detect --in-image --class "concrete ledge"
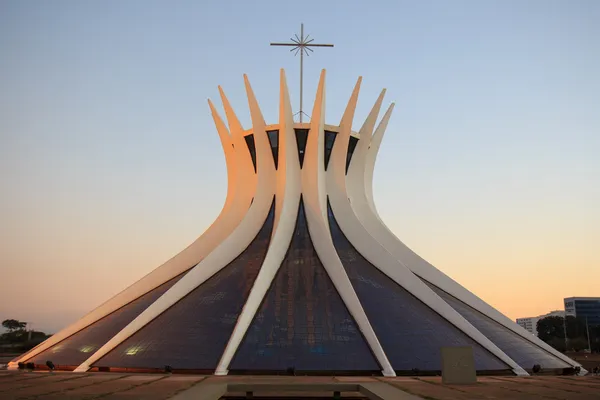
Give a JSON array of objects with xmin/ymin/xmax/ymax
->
[
  {"xmin": 227, "ymin": 383, "xmax": 360, "ymax": 392},
  {"xmin": 171, "ymin": 381, "xmax": 420, "ymax": 399}
]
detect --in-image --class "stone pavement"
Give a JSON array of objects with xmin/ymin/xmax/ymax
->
[
  {"xmin": 0, "ymin": 373, "xmax": 203, "ymax": 400},
  {"xmin": 383, "ymin": 375, "xmax": 600, "ymax": 400},
  {"xmin": 0, "ymin": 371, "xmax": 599, "ymax": 399}
]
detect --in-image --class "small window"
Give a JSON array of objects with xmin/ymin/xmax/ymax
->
[
  {"xmin": 244, "ymin": 135, "xmax": 257, "ymax": 173},
  {"xmin": 266, "ymin": 130, "xmax": 279, "ymax": 169},
  {"xmin": 324, "ymin": 130, "xmax": 337, "ymax": 170},
  {"xmin": 295, "ymin": 129, "xmax": 309, "ymax": 168},
  {"xmin": 346, "ymin": 136, "xmax": 359, "ymax": 174}
]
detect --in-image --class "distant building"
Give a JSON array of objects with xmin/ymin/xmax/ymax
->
[
  {"xmin": 564, "ymin": 297, "xmax": 600, "ymax": 327},
  {"xmin": 516, "ymin": 317, "xmax": 536, "ymax": 335},
  {"xmin": 517, "ymin": 310, "xmax": 565, "ymax": 336}
]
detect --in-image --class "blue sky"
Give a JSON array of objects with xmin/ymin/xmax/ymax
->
[{"xmin": 0, "ymin": 0, "xmax": 598, "ymax": 333}]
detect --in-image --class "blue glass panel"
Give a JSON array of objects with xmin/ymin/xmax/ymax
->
[
  {"xmin": 327, "ymin": 202, "xmax": 508, "ymax": 372},
  {"xmin": 230, "ymin": 199, "xmax": 380, "ymax": 372},
  {"xmin": 25, "ymin": 272, "xmax": 187, "ymax": 367},
  {"xmin": 427, "ymin": 284, "xmax": 571, "ymax": 370},
  {"xmin": 572, "ymin": 300, "xmax": 600, "ymax": 326},
  {"xmin": 94, "ymin": 200, "xmax": 276, "ymax": 370}
]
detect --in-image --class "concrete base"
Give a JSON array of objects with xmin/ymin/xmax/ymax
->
[{"xmin": 171, "ymin": 381, "xmax": 417, "ymax": 400}]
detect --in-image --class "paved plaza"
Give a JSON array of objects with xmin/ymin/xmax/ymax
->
[{"xmin": 0, "ymin": 371, "xmax": 599, "ymax": 399}]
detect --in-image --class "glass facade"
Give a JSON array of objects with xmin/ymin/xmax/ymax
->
[
  {"xmin": 25, "ymin": 273, "xmax": 188, "ymax": 368},
  {"xmin": 565, "ymin": 298, "xmax": 600, "ymax": 327},
  {"xmin": 327, "ymin": 203, "xmax": 508, "ymax": 372},
  {"xmin": 230, "ymin": 199, "xmax": 380, "ymax": 373},
  {"xmin": 429, "ymin": 284, "xmax": 571, "ymax": 370},
  {"xmin": 94, "ymin": 200, "xmax": 276, "ymax": 370}
]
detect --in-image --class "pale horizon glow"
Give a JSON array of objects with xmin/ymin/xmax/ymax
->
[{"xmin": 0, "ymin": 0, "xmax": 598, "ymax": 334}]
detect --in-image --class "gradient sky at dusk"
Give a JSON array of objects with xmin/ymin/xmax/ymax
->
[{"xmin": 1, "ymin": 0, "xmax": 598, "ymax": 334}]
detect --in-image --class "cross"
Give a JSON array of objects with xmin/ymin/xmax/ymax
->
[{"xmin": 271, "ymin": 23, "xmax": 334, "ymax": 123}]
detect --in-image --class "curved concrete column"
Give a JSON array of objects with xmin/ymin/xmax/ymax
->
[
  {"xmin": 300, "ymin": 70, "xmax": 395, "ymax": 377},
  {"xmin": 334, "ymin": 89, "xmax": 526, "ymax": 375},
  {"xmin": 215, "ymin": 69, "xmax": 302, "ymax": 374},
  {"xmin": 349, "ymin": 97, "xmax": 578, "ymax": 372}
]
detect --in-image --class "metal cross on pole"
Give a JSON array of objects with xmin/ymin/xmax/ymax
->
[{"xmin": 270, "ymin": 23, "xmax": 334, "ymax": 123}]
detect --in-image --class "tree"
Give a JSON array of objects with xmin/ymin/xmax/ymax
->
[
  {"xmin": 568, "ymin": 337, "xmax": 589, "ymax": 352},
  {"xmin": 565, "ymin": 316, "xmax": 588, "ymax": 340},
  {"xmin": 1, "ymin": 319, "xmax": 27, "ymax": 332},
  {"xmin": 537, "ymin": 316, "xmax": 565, "ymax": 342},
  {"xmin": 545, "ymin": 336, "xmax": 566, "ymax": 352},
  {"xmin": 0, "ymin": 320, "xmax": 50, "ymax": 352},
  {"xmin": 537, "ymin": 315, "xmax": 595, "ymax": 352}
]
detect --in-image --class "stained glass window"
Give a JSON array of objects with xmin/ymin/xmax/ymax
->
[
  {"xmin": 94, "ymin": 200, "xmax": 276, "ymax": 370},
  {"xmin": 230, "ymin": 198, "xmax": 380, "ymax": 373},
  {"xmin": 328, "ymin": 202, "xmax": 509, "ymax": 372},
  {"xmin": 427, "ymin": 284, "xmax": 571, "ymax": 370},
  {"xmin": 26, "ymin": 273, "xmax": 188, "ymax": 368}
]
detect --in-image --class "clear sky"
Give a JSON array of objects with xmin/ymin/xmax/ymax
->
[{"xmin": 0, "ymin": 0, "xmax": 598, "ymax": 334}]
